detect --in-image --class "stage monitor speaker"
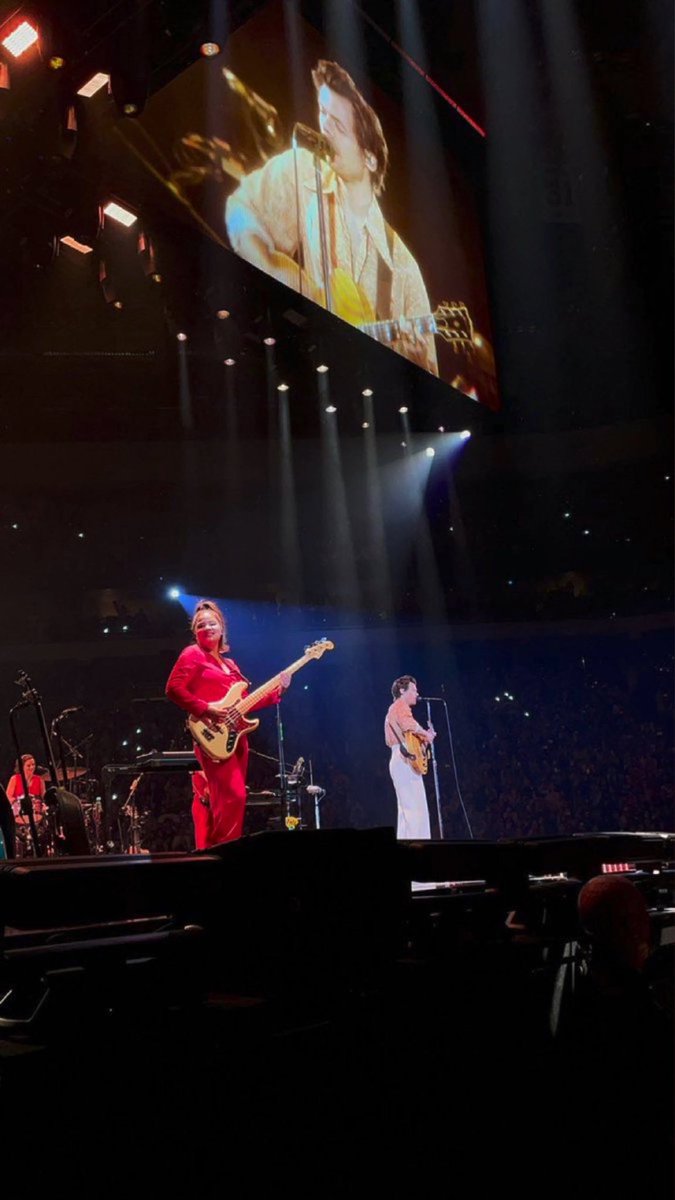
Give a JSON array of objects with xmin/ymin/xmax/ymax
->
[{"xmin": 203, "ymin": 827, "xmax": 404, "ymax": 998}]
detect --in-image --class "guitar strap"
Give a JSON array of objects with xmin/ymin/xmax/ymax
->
[
  {"xmin": 376, "ymin": 221, "xmax": 396, "ymax": 321},
  {"xmin": 388, "ymin": 722, "xmax": 414, "ymax": 760}
]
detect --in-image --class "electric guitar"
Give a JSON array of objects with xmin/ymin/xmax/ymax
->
[
  {"xmin": 187, "ymin": 639, "xmax": 334, "ymax": 763},
  {"xmin": 328, "ymin": 270, "xmax": 475, "ymax": 353},
  {"xmin": 269, "ymin": 257, "xmax": 476, "ymax": 353},
  {"xmin": 402, "ymin": 730, "xmax": 431, "ymax": 776}
]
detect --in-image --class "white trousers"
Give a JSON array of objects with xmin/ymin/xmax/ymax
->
[{"xmin": 389, "ymin": 746, "xmax": 431, "ymax": 840}]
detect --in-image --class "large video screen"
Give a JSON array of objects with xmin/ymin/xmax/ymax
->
[{"xmin": 121, "ymin": 1, "xmax": 498, "ymax": 407}]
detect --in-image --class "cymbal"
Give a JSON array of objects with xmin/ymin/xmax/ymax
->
[{"xmin": 55, "ymin": 766, "xmax": 88, "ymax": 781}]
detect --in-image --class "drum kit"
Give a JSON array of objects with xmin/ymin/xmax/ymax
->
[
  {"xmin": 7, "ymin": 672, "xmax": 104, "ymax": 859},
  {"xmin": 10, "ymin": 765, "xmax": 103, "ymax": 858}
]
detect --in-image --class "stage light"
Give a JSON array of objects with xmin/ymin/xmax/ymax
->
[
  {"xmin": 425, "ymin": 447, "xmax": 435, "ymax": 458},
  {"xmin": 77, "ymin": 532, "xmax": 85, "ymax": 539},
  {"xmin": 362, "ymin": 421, "xmax": 370, "ymax": 429},
  {"xmin": 264, "ymin": 336, "xmax": 276, "ymax": 346},
  {"xmin": 224, "ymin": 357, "xmax": 235, "ymax": 366},
  {"xmin": 362, "ymin": 388, "xmax": 373, "ymax": 397},
  {"xmin": 78, "ymin": 72, "xmax": 110, "ymax": 97},
  {"xmin": 122, "ymin": 102, "xmax": 139, "ymax": 116},
  {"xmin": 103, "ymin": 627, "xmax": 110, "ymax": 635},
  {"xmin": 11, "ymin": 523, "xmax": 18, "ymax": 530},
  {"xmin": 325, "ymin": 404, "xmax": 336, "ymax": 413},
  {"xmin": 438, "ymin": 425, "xmax": 445, "ymax": 432},
  {"xmin": 122, "ymin": 625, "xmax": 129, "ymax": 632},
  {"xmin": 113, "ymin": 300, "xmax": 124, "ymax": 310},
  {"xmin": 49, "ymin": 56, "xmax": 65, "ymax": 71},
  {"xmin": 177, "ymin": 332, "xmax": 187, "ymax": 342},
  {"xmin": 277, "ymin": 382, "xmax": 289, "ymax": 392},
  {"xmin": 168, "ymin": 587, "xmax": 181, "ymax": 600},
  {"xmin": 563, "ymin": 511, "xmax": 571, "ymax": 518},
  {"xmin": 459, "ymin": 429, "xmax": 471, "ymax": 440},
  {"xmin": 400, "ymin": 441, "xmax": 406, "ymax": 448},
  {"xmin": 151, "ymin": 272, "xmax": 162, "ymax": 283},
  {"xmin": 2, "ymin": 21, "xmax": 38, "ymax": 58},
  {"xmin": 216, "ymin": 309, "xmax": 230, "ymax": 319},
  {"xmin": 316, "ymin": 364, "xmax": 329, "ymax": 373},
  {"xmin": 398, "ymin": 405, "xmax": 408, "ymax": 414},
  {"xmin": 60, "ymin": 236, "xmax": 93, "ymax": 254},
  {"xmin": 103, "ymin": 201, "xmax": 137, "ymax": 227},
  {"xmin": 136, "ymin": 728, "xmax": 142, "ymax": 735},
  {"xmin": 200, "ymin": 42, "xmax": 221, "ymax": 57},
  {"xmin": 583, "ymin": 529, "xmax": 590, "ymax": 536}
]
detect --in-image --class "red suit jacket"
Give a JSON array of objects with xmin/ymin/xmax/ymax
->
[{"xmin": 165, "ymin": 644, "xmax": 281, "ymax": 717}]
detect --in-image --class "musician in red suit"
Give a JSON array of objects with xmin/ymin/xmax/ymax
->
[
  {"xmin": 5, "ymin": 753, "xmax": 46, "ymax": 827},
  {"xmin": 166, "ymin": 599, "xmax": 291, "ymax": 849}
]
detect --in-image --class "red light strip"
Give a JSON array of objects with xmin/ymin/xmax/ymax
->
[{"xmin": 356, "ymin": 4, "xmax": 486, "ymax": 139}]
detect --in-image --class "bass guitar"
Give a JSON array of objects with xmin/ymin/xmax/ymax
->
[{"xmin": 187, "ymin": 639, "xmax": 334, "ymax": 762}]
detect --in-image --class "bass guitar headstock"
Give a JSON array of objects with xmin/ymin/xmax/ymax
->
[{"xmin": 304, "ymin": 638, "xmax": 335, "ymax": 660}]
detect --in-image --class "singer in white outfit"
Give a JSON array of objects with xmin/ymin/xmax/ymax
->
[{"xmin": 384, "ymin": 676, "xmax": 436, "ymax": 839}]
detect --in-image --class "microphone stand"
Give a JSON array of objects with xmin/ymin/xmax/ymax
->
[
  {"xmin": 275, "ymin": 701, "xmax": 290, "ymax": 830},
  {"xmin": 291, "ymin": 124, "xmax": 333, "ymax": 312},
  {"xmin": 423, "ymin": 697, "xmax": 474, "ymax": 840},
  {"xmin": 424, "ymin": 699, "xmax": 445, "ymax": 840},
  {"xmin": 51, "ymin": 714, "xmax": 71, "ymax": 793},
  {"xmin": 306, "ymin": 759, "xmax": 325, "ymax": 830}
]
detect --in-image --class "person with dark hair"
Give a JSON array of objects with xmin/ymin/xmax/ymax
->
[
  {"xmin": 385, "ymin": 676, "xmax": 436, "ymax": 839},
  {"xmin": 5, "ymin": 753, "xmax": 46, "ymax": 830},
  {"xmin": 553, "ymin": 875, "xmax": 673, "ymax": 1194},
  {"xmin": 166, "ymin": 600, "xmax": 291, "ymax": 848},
  {"xmin": 226, "ymin": 59, "xmax": 438, "ymax": 375}
]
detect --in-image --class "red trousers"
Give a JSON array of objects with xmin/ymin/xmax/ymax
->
[{"xmin": 192, "ymin": 742, "xmax": 249, "ymax": 850}]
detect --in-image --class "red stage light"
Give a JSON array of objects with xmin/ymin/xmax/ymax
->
[
  {"xmin": 60, "ymin": 236, "xmax": 93, "ymax": 255},
  {"xmin": 2, "ymin": 21, "xmax": 39, "ymax": 59}
]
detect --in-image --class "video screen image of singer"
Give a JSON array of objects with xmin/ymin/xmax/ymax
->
[{"xmin": 118, "ymin": 0, "xmax": 499, "ymax": 408}]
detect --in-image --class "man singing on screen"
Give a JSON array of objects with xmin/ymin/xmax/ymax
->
[{"xmin": 225, "ymin": 59, "xmax": 438, "ymax": 376}]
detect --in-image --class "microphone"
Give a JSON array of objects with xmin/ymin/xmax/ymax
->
[
  {"xmin": 306, "ymin": 785, "xmax": 324, "ymax": 796},
  {"xmin": 419, "ymin": 696, "xmax": 446, "ymax": 702},
  {"xmin": 51, "ymin": 706, "xmax": 83, "ymax": 729},
  {"xmin": 292, "ymin": 122, "xmax": 333, "ymax": 161}
]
